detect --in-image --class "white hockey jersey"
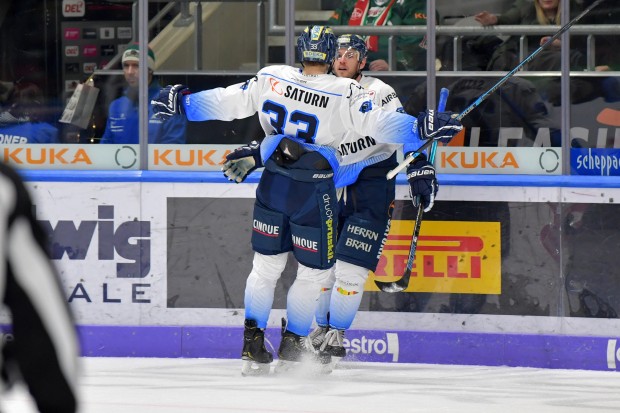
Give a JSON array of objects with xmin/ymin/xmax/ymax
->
[
  {"xmin": 183, "ymin": 65, "xmax": 422, "ymax": 152},
  {"xmin": 338, "ymin": 74, "xmax": 403, "ymax": 167}
]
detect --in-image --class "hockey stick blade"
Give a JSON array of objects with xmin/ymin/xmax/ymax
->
[
  {"xmin": 374, "ymin": 201, "xmax": 424, "ymax": 292},
  {"xmin": 375, "ymin": 88, "xmax": 449, "ymax": 293},
  {"xmin": 386, "ymin": 0, "xmax": 606, "ymax": 179}
]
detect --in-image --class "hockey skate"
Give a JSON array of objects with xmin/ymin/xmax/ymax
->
[
  {"xmin": 308, "ymin": 325, "xmax": 328, "ymax": 351},
  {"xmin": 274, "ymin": 318, "xmax": 330, "ymax": 374},
  {"xmin": 241, "ymin": 319, "xmax": 273, "ymax": 376},
  {"xmin": 318, "ymin": 328, "xmax": 346, "ymax": 374}
]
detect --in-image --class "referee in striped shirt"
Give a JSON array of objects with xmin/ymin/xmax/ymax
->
[{"xmin": 0, "ymin": 162, "xmax": 79, "ymax": 412}]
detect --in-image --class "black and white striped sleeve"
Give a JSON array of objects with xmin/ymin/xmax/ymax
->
[{"xmin": 0, "ymin": 162, "xmax": 79, "ymax": 413}]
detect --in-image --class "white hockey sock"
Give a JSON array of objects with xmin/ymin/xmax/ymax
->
[
  {"xmin": 285, "ymin": 264, "xmax": 331, "ymax": 336},
  {"xmin": 244, "ymin": 252, "xmax": 287, "ymax": 328},
  {"xmin": 328, "ymin": 261, "xmax": 368, "ymax": 330},
  {"xmin": 315, "ymin": 268, "xmax": 335, "ymax": 326}
]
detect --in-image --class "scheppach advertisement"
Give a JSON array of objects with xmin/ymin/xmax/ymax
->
[{"xmin": 20, "ymin": 180, "xmax": 620, "ymax": 332}]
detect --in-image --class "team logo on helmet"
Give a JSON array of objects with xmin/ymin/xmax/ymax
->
[{"xmin": 310, "ymin": 25, "xmax": 323, "ymax": 41}]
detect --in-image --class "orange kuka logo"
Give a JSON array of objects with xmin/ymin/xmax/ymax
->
[{"xmin": 3, "ymin": 147, "xmax": 92, "ymax": 165}]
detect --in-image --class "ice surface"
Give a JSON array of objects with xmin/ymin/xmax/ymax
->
[{"xmin": 3, "ymin": 357, "xmax": 620, "ymax": 413}]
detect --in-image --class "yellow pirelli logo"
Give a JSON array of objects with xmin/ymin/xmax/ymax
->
[{"xmin": 368, "ymin": 220, "xmax": 501, "ymax": 294}]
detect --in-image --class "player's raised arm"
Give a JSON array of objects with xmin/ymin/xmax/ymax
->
[
  {"xmin": 340, "ymin": 84, "xmax": 462, "ymax": 146},
  {"xmin": 151, "ymin": 75, "xmax": 262, "ymax": 122}
]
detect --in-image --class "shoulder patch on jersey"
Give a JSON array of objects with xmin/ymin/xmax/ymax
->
[
  {"xmin": 240, "ymin": 76, "xmax": 257, "ymax": 90},
  {"xmin": 359, "ymin": 100, "xmax": 373, "ymax": 113}
]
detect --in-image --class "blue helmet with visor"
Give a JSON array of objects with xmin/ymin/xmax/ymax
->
[
  {"xmin": 297, "ymin": 25, "xmax": 337, "ymax": 65},
  {"xmin": 336, "ymin": 34, "xmax": 368, "ymax": 62}
]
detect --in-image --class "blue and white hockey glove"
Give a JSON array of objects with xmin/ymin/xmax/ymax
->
[
  {"xmin": 222, "ymin": 140, "xmax": 263, "ymax": 183},
  {"xmin": 151, "ymin": 84, "xmax": 190, "ymax": 119},
  {"xmin": 406, "ymin": 153, "xmax": 438, "ymax": 212},
  {"xmin": 416, "ymin": 110, "xmax": 462, "ymax": 143}
]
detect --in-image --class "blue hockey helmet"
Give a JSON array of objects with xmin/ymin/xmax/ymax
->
[
  {"xmin": 336, "ymin": 34, "xmax": 368, "ymax": 62},
  {"xmin": 297, "ymin": 25, "xmax": 337, "ymax": 65}
]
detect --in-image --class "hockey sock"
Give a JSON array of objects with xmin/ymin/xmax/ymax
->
[
  {"xmin": 328, "ymin": 261, "xmax": 368, "ymax": 330},
  {"xmin": 315, "ymin": 268, "xmax": 335, "ymax": 326},
  {"xmin": 285, "ymin": 264, "xmax": 331, "ymax": 336},
  {"xmin": 244, "ymin": 252, "xmax": 287, "ymax": 328}
]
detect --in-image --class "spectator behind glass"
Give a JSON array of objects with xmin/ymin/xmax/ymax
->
[
  {"xmin": 474, "ymin": 0, "xmax": 601, "ymax": 105},
  {"xmin": 326, "ymin": 0, "xmax": 438, "ymax": 71},
  {"xmin": 405, "ymin": 74, "xmax": 560, "ymax": 146},
  {"xmin": 581, "ymin": 0, "xmax": 620, "ymax": 102},
  {"xmin": 0, "ymin": 82, "xmax": 59, "ymax": 143},
  {"xmin": 474, "ymin": 0, "xmax": 586, "ymax": 71},
  {"xmin": 584, "ymin": 1, "xmax": 620, "ymax": 72},
  {"xmin": 100, "ymin": 44, "xmax": 187, "ymax": 144}
]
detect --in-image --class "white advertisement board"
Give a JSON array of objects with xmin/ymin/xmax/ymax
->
[{"xmin": 1, "ymin": 177, "xmax": 614, "ymax": 340}]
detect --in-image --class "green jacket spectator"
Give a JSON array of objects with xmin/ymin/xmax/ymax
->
[{"xmin": 327, "ymin": 0, "xmax": 435, "ymax": 71}]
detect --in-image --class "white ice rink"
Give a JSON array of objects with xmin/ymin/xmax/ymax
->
[{"xmin": 3, "ymin": 357, "xmax": 620, "ymax": 413}]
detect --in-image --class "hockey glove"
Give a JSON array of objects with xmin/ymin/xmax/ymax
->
[
  {"xmin": 222, "ymin": 140, "xmax": 263, "ymax": 183},
  {"xmin": 416, "ymin": 110, "xmax": 462, "ymax": 143},
  {"xmin": 406, "ymin": 153, "xmax": 438, "ymax": 212},
  {"xmin": 151, "ymin": 84, "xmax": 190, "ymax": 119}
]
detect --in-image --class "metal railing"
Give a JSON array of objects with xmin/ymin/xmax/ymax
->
[
  {"xmin": 269, "ymin": 22, "xmax": 620, "ymax": 72},
  {"xmin": 100, "ymin": 1, "xmax": 620, "ymax": 74},
  {"xmin": 267, "ymin": 0, "xmax": 619, "ymax": 72}
]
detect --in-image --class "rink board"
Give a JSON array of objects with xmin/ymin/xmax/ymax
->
[
  {"xmin": 76, "ymin": 325, "xmax": 620, "ymax": 371},
  {"xmin": 2, "ymin": 170, "xmax": 620, "ymax": 372}
]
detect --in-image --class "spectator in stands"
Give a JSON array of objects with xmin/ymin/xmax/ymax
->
[
  {"xmin": 326, "ymin": 0, "xmax": 439, "ymax": 71},
  {"xmin": 474, "ymin": 0, "xmax": 586, "ymax": 71},
  {"xmin": 582, "ymin": 0, "xmax": 620, "ymax": 102},
  {"xmin": 0, "ymin": 160, "xmax": 79, "ymax": 413},
  {"xmin": 474, "ymin": 0, "xmax": 599, "ymax": 105},
  {"xmin": 405, "ymin": 76, "xmax": 560, "ymax": 146},
  {"xmin": 0, "ymin": 82, "xmax": 59, "ymax": 143},
  {"xmin": 100, "ymin": 44, "xmax": 187, "ymax": 144}
]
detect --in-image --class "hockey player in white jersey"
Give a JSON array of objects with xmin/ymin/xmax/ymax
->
[
  {"xmin": 152, "ymin": 25, "xmax": 462, "ymax": 375},
  {"xmin": 306, "ymin": 34, "xmax": 433, "ymax": 368}
]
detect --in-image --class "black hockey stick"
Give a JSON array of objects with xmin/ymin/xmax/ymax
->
[
  {"xmin": 375, "ymin": 88, "xmax": 449, "ymax": 293},
  {"xmin": 386, "ymin": 0, "xmax": 606, "ymax": 179}
]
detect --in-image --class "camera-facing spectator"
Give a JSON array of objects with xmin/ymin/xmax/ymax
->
[{"xmin": 100, "ymin": 44, "xmax": 187, "ymax": 144}]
